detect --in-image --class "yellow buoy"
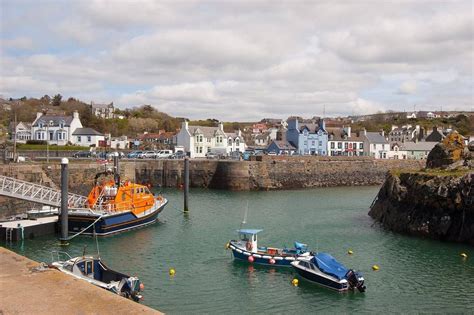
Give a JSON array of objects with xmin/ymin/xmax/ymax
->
[
  {"xmin": 169, "ymin": 268, "xmax": 176, "ymax": 276},
  {"xmin": 372, "ymin": 265, "xmax": 379, "ymax": 271},
  {"xmin": 225, "ymin": 242, "xmax": 230, "ymax": 250},
  {"xmin": 460, "ymin": 253, "xmax": 468, "ymax": 258},
  {"xmin": 291, "ymin": 278, "xmax": 299, "ymax": 287},
  {"xmin": 348, "ymin": 250, "xmax": 353, "ymax": 255}
]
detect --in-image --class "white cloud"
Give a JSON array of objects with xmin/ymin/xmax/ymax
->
[
  {"xmin": 0, "ymin": 0, "xmax": 472, "ymax": 120},
  {"xmin": 398, "ymin": 81, "xmax": 417, "ymax": 95}
]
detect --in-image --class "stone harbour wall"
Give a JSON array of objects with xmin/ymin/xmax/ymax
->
[{"xmin": 0, "ymin": 157, "xmax": 425, "ymax": 218}]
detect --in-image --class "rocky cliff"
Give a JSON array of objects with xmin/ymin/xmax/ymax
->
[{"xmin": 369, "ymin": 171, "xmax": 474, "ymax": 244}]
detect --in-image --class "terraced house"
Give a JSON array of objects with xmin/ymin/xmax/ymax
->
[
  {"xmin": 327, "ymin": 126, "xmax": 365, "ymax": 156},
  {"xmin": 286, "ymin": 117, "xmax": 328, "ymax": 155}
]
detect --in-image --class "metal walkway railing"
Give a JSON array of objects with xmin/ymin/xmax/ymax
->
[{"xmin": 0, "ymin": 175, "xmax": 87, "ymax": 208}]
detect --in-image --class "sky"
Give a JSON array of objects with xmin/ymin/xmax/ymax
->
[{"xmin": 0, "ymin": 0, "xmax": 473, "ymax": 120}]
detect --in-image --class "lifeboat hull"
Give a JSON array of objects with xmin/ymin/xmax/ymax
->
[{"xmin": 68, "ymin": 200, "xmax": 167, "ymax": 236}]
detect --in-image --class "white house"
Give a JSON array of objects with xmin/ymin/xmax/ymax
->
[
  {"xmin": 72, "ymin": 128, "xmax": 105, "ymax": 147},
  {"xmin": 387, "ymin": 143, "xmax": 408, "ymax": 159},
  {"xmin": 10, "ymin": 122, "xmax": 32, "ymax": 143},
  {"xmin": 363, "ymin": 130, "xmax": 389, "ymax": 159},
  {"xmin": 31, "ymin": 111, "xmax": 83, "ymax": 145},
  {"xmin": 327, "ymin": 126, "xmax": 365, "ymax": 156},
  {"xmin": 176, "ymin": 121, "xmax": 246, "ymax": 158},
  {"xmin": 91, "ymin": 102, "xmax": 115, "ymax": 119},
  {"xmin": 110, "ymin": 136, "xmax": 129, "ymax": 149}
]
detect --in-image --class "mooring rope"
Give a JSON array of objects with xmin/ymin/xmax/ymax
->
[{"xmin": 66, "ymin": 215, "xmax": 103, "ymax": 241}]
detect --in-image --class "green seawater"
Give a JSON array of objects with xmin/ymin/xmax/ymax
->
[{"xmin": 5, "ymin": 186, "xmax": 474, "ymax": 314}]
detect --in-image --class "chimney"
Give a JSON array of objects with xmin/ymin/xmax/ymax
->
[
  {"xmin": 218, "ymin": 122, "xmax": 224, "ymax": 131},
  {"xmin": 344, "ymin": 126, "xmax": 351, "ymax": 137},
  {"xmin": 36, "ymin": 112, "xmax": 43, "ymax": 120},
  {"xmin": 182, "ymin": 121, "xmax": 189, "ymax": 130},
  {"xmin": 363, "ymin": 128, "xmax": 367, "ymax": 136},
  {"xmin": 380, "ymin": 129, "xmax": 384, "ymax": 137},
  {"xmin": 391, "ymin": 125, "xmax": 397, "ymax": 131},
  {"xmin": 73, "ymin": 110, "xmax": 79, "ymax": 119},
  {"xmin": 321, "ymin": 119, "xmax": 326, "ymax": 131}
]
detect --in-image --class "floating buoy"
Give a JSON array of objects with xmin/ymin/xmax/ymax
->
[
  {"xmin": 348, "ymin": 250, "xmax": 354, "ymax": 255},
  {"xmin": 372, "ymin": 265, "xmax": 379, "ymax": 271},
  {"xmin": 292, "ymin": 278, "xmax": 299, "ymax": 287},
  {"xmin": 169, "ymin": 268, "xmax": 176, "ymax": 276},
  {"xmin": 248, "ymin": 256, "xmax": 254, "ymax": 263},
  {"xmin": 139, "ymin": 283, "xmax": 145, "ymax": 291},
  {"xmin": 225, "ymin": 242, "xmax": 230, "ymax": 250},
  {"xmin": 460, "ymin": 253, "xmax": 468, "ymax": 258},
  {"xmin": 269, "ymin": 258, "xmax": 276, "ymax": 265}
]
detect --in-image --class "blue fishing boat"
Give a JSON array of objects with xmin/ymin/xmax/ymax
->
[
  {"xmin": 291, "ymin": 253, "xmax": 366, "ymax": 292},
  {"xmin": 227, "ymin": 229, "xmax": 312, "ymax": 267}
]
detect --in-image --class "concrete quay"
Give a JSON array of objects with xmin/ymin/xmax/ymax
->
[{"xmin": 0, "ymin": 247, "xmax": 161, "ymax": 314}]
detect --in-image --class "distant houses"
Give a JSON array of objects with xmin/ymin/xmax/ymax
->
[{"xmin": 286, "ymin": 117, "xmax": 328, "ymax": 155}]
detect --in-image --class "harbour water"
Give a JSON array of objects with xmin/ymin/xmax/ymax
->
[{"xmin": 5, "ymin": 186, "xmax": 474, "ymax": 313}]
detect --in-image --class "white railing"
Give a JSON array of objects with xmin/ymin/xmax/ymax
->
[{"xmin": 0, "ymin": 175, "xmax": 87, "ymax": 208}]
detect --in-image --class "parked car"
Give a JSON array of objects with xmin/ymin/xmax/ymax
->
[
  {"xmin": 127, "ymin": 151, "xmax": 142, "ymax": 159},
  {"xmin": 73, "ymin": 151, "xmax": 94, "ymax": 158},
  {"xmin": 229, "ymin": 151, "xmax": 242, "ymax": 160},
  {"xmin": 106, "ymin": 152, "xmax": 125, "ymax": 159},
  {"xmin": 140, "ymin": 151, "xmax": 157, "ymax": 159},
  {"xmin": 170, "ymin": 151, "xmax": 186, "ymax": 159},
  {"xmin": 156, "ymin": 150, "xmax": 173, "ymax": 159},
  {"xmin": 205, "ymin": 152, "xmax": 218, "ymax": 159}
]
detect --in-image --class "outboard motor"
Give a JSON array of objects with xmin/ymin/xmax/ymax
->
[{"xmin": 346, "ymin": 269, "xmax": 366, "ymax": 292}]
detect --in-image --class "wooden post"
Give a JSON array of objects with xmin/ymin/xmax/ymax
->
[{"xmin": 184, "ymin": 157, "xmax": 189, "ymax": 212}]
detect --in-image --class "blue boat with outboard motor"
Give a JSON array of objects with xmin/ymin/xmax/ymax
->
[
  {"xmin": 227, "ymin": 229, "xmax": 312, "ymax": 267},
  {"xmin": 291, "ymin": 252, "xmax": 366, "ymax": 292}
]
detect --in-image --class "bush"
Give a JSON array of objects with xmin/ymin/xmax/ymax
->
[{"xmin": 26, "ymin": 140, "xmax": 47, "ymax": 145}]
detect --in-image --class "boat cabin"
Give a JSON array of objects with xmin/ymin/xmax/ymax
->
[{"xmin": 236, "ymin": 229, "xmax": 262, "ymax": 253}]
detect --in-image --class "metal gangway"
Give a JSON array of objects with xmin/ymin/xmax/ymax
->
[{"xmin": 0, "ymin": 175, "xmax": 87, "ymax": 208}]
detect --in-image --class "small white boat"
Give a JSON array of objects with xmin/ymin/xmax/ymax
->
[{"xmin": 50, "ymin": 250, "xmax": 144, "ymax": 302}]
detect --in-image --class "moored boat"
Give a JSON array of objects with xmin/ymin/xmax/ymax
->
[
  {"xmin": 291, "ymin": 253, "xmax": 366, "ymax": 292},
  {"xmin": 67, "ymin": 153, "xmax": 168, "ymax": 236},
  {"xmin": 50, "ymin": 251, "xmax": 144, "ymax": 302},
  {"xmin": 228, "ymin": 229, "xmax": 312, "ymax": 267}
]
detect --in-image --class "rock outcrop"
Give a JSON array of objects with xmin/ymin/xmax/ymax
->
[
  {"xmin": 369, "ymin": 171, "xmax": 473, "ymax": 244},
  {"xmin": 426, "ymin": 131, "xmax": 468, "ymax": 169}
]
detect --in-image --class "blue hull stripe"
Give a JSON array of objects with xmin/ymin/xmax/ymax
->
[{"xmin": 68, "ymin": 202, "xmax": 166, "ymax": 236}]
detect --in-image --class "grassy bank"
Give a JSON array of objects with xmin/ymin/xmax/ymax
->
[
  {"xmin": 391, "ymin": 168, "xmax": 471, "ymax": 177},
  {"xmin": 17, "ymin": 144, "xmax": 90, "ymax": 151}
]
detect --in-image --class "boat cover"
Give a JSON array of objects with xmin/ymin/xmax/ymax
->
[{"xmin": 313, "ymin": 253, "xmax": 348, "ymax": 280}]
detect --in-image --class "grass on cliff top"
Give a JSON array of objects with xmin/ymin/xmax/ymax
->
[
  {"xmin": 390, "ymin": 168, "xmax": 471, "ymax": 177},
  {"xmin": 17, "ymin": 144, "xmax": 90, "ymax": 151}
]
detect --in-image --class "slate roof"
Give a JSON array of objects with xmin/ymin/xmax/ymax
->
[
  {"xmin": 72, "ymin": 128, "xmax": 104, "ymax": 136},
  {"xmin": 270, "ymin": 140, "xmax": 296, "ymax": 150},
  {"xmin": 33, "ymin": 115, "xmax": 73, "ymax": 127},
  {"xmin": 188, "ymin": 126, "xmax": 225, "ymax": 138},
  {"xmin": 327, "ymin": 128, "xmax": 364, "ymax": 141},
  {"xmin": 401, "ymin": 142, "xmax": 436, "ymax": 151},
  {"xmin": 365, "ymin": 132, "xmax": 388, "ymax": 144}
]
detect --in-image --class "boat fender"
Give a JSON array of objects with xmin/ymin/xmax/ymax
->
[
  {"xmin": 269, "ymin": 258, "xmax": 276, "ymax": 265},
  {"xmin": 248, "ymin": 256, "xmax": 254, "ymax": 263},
  {"xmin": 139, "ymin": 283, "xmax": 145, "ymax": 291}
]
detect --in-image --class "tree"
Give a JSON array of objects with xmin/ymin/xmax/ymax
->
[{"xmin": 52, "ymin": 94, "xmax": 62, "ymax": 106}]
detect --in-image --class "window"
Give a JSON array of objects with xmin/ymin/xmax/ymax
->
[
  {"xmin": 382, "ymin": 144, "xmax": 385, "ymax": 150},
  {"xmin": 318, "ymin": 141, "xmax": 322, "ymax": 146},
  {"xmin": 87, "ymin": 136, "xmax": 91, "ymax": 142},
  {"xmin": 373, "ymin": 144, "xmax": 376, "ymax": 150},
  {"xmin": 359, "ymin": 143, "xmax": 364, "ymax": 149},
  {"xmin": 228, "ymin": 138, "xmax": 232, "ymax": 146},
  {"xmin": 338, "ymin": 142, "xmax": 342, "ymax": 149},
  {"xmin": 77, "ymin": 136, "xmax": 81, "ymax": 142},
  {"xmin": 199, "ymin": 147, "xmax": 203, "ymax": 153},
  {"xmin": 344, "ymin": 142, "xmax": 348, "ymax": 149},
  {"xmin": 331, "ymin": 142, "xmax": 335, "ymax": 149},
  {"xmin": 236, "ymin": 139, "xmax": 240, "ymax": 146},
  {"xmin": 312, "ymin": 141, "xmax": 315, "ymax": 145}
]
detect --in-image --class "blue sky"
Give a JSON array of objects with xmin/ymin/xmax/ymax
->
[{"xmin": 1, "ymin": 0, "xmax": 472, "ymax": 120}]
